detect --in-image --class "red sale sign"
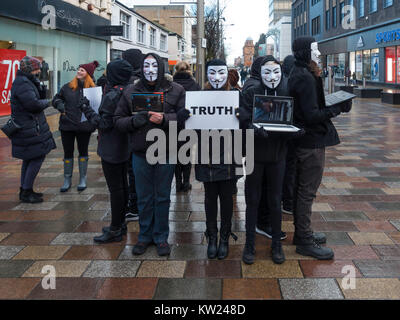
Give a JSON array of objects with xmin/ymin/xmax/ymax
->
[{"xmin": 0, "ymin": 49, "xmax": 27, "ymax": 116}]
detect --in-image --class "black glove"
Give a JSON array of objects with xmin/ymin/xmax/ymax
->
[
  {"xmin": 251, "ymin": 124, "xmax": 269, "ymax": 139},
  {"xmin": 54, "ymin": 101, "xmax": 65, "ymax": 113},
  {"xmin": 131, "ymin": 111, "xmax": 149, "ymax": 128},
  {"xmin": 339, "ymin": 100, "xmax": 352, "ymax": 113},
  {"xmin": 78, "ymin": 97, "xmax": 90, "ymax": 110},
  {"xmin": 328, "ymin": 105, "xmax": 341, "ymax": 118},
  {"xmin": 235, "ymin": 107, "xmax": 250, "ymax": 122},
  {"xmin": 39, "ymin": 84, "xmax": 47, "ymax": 99},
  {"xmin": 177, "ymin": 108, "xmax": 191, "ymax": 123},
  {"xmin": 292, "ymin": 128, "xmax": 306, "ymax": 139}
]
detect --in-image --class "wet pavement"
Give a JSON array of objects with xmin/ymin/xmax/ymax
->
[{"xmin": 1, "ymin": 98, "xmax": 400, "ymax": 299}]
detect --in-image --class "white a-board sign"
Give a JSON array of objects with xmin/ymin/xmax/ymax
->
[
  {"xmin": 184, "ymin": 91, "xmax": 239, "ymax": 129},
  {"xmin": 81, "ymin": 86, "xmax": 103, "ymax": 122}
]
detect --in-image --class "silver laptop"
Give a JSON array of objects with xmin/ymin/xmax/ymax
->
[{"xmin": 252, "ymin": 95, "xmax": 300, "ymax": 132}]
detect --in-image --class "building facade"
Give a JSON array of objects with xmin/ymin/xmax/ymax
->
[
  {"xmin": 0, "ymin": 0, "xmax": 111, "ymax": 116},
  {"xmin": 243, "ymin": 38, "xmax": 255, "ymax": 67},
  {"xmin": 111, "ymin": 1, "xmax": 169, "ymax": 67}
]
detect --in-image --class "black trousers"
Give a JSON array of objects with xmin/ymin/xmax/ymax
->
[
  {"xmin": 175, "ymin": 163, "xmax": 191, "ymax": 184},
  {"xmin": 60, "ymin": 130, "xmax": 92, "ymax": 159},
  {"xmin": 245, "ymin": 160, "xmax": 286, "ymax": 243},
  {"xmin": 293, "ymin": 147, "xmax": 325, "ymax": 240},
  {"xmin": 282, "ymin": 140, "xmax": 296, "ymax": 206},
  {"xmin": 203, "ymin": 179, "xmax": 235, "ymax": 235},
  {"xmin": 101, "ymin": 159, "xmax": 129, "ymax": 228},
  {"xmin": 127, "ymin": 152, "xmax": 137, "ymax": 201},
  {"xmin": 21, "ymin": 155, "xmax": 46, "ymax": 189}
]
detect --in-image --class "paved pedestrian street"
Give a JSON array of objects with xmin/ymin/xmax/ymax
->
[{"xmin": 1, "ymin": 98, "xmax": 400, "ymax": 300}]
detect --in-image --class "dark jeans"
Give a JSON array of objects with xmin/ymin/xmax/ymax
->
[
  {"xmin": 60, "ymin": 130, "xmax": 91, "ymax": 158},
  {"xmin": 282, "ymin": 140, "xmax": 296, "ymax": 207},
  {"xmin": 245, "ymin": 160, "xmax": 286, "ymax": 243},
  {"xmin": 132, "ymin": 153, "xmax": 175, "ymax": 244},
  {"xmin": 203, "ymin": 179, "xmax": 235, "ymax": 235},
  {"xmin": 293, "ymin": 147, "xmax": 325, "ymax": 240},
  {"xmin": 175, "ymin": 163, "xmax": 191, "ymax": 184},
  {"xmin": 101, "ymin": 159, "xmax": 128, "ymax": 229},
  {"xmin": 21, "ymin": 155, "xmax": 46, "ymax": 189},
  {"xmin": 257, "ymin": 174, "xmax": 271, "ymax": 227}
]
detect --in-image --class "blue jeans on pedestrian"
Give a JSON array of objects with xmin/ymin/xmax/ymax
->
[{"xmin": 132, "ymin": 153, "xmax": 175, "ymax": 244}]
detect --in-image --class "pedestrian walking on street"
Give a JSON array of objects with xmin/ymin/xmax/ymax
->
[
  {"xmin": 172, "ymin": 61, "xmax": 200, "ymax": 193},
  {"xmin": 114, "ymin": 53, "xmax": 185, "ymax": 256},
  {"xmin": 288, "ymin": 37, "xmax": 352, "ymax": 260},
  {"xmin": 121, "ymin": 48, "xmax": 144, "ymax": 223},
  {"xmin": 240, "ymin": 68, "xmax": 248, "ymax": 86},
  {"xmin": 10, "ymin": 56, "xmax": 56, "ymax": 203},
  {"xmin": 78, "ymin": 59, "xmax": 133, "ymax": 243},
  {"xmin": 195, "ymin": 59, "xmax": 240, "ymax": 260},
  {"xmin": 52, "ymin": 61, "xmax": 98, "ymax": 192}
]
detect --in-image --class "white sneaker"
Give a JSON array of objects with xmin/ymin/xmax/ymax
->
[{"xmin": 125, "ymin": 212, "xmax": 139, "ymax": 222}]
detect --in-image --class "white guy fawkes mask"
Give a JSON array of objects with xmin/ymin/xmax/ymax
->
[
  {"xmin": 261, "ymin": 62, "xmax": 282, "ymax": 89},
  {"xmin": 143, "ymin": 57, "xmax": 158, "ymax": 82},
  {"xmin": 207, "ymin": 65, "xmax": 228, "ymax": 89},
  {"xmin": 311, "ymin": 42, "xmax": 321, "ymax": 65}
]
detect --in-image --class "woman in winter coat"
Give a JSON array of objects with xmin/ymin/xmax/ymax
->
[
  {"xmin": 78, "ymin": 59, "xmax": 133, "ymax": 243},
  {"xmin": 10, "ymin": 56, "xmax": 56, "ymax": 203},
  {"xmin": 172, "ymin": 61, "xmax": 201, "ymax": 192},
  {"xmin": 52, "ymin": 61, "xmax": 98, "ymax": 192},
  {"xmin": 194, "ymin": 59, "xmax": 241, "ymax": 260},
  {"xmin": 114, "ymin": 53, "xmax": 185, "ymax": 257}
]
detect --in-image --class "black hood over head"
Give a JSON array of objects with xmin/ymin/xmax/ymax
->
[
  {"xmin": 122, "ymin": 49, "xmax": 143, "ymax": 71},
  {"xmin": 141, "ymin": 53, "xmax": 165, "ymax": 91},
  {"xmin": 250, "ymin": 56, "xmax": 265, "ymax": 79},
  {"xmin": 292, "ymin": 36, "xmax": 315, "ymax": 64},
  {"xmin": 259, "ymin": 55, "xmax": 282, "ymax": 91},
  {"xmin": 205, "ymin": 59, "xmax": 227, "ymax": 91},
  {"xmin": 106, "ymin": 59, "xmax": 133, "ymax": 86},
  {"xmin": 282, "ymin": 55, "xmax": 295, "ymax": 76}
]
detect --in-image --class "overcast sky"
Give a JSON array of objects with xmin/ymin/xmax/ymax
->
[{"xmin": 125, "ymin": 0, "xmax": 270, "ymax": 65}]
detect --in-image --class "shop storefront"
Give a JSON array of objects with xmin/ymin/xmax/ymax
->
[
  {"xmin": 320, "ymin": 20, "xmax": 400, "ymax": 87},
  {"xmin": 0, "ymin": 0, "xmax": 110, "ymax": 116}
]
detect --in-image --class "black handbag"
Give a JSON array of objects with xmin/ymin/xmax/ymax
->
[{"xmin": 1, "ymin": 117, "xmax": 22, "ymax": 138}]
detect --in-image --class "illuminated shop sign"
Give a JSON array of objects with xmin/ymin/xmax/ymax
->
[{"xmin": 376, "ymin": 29, "xmax": 400, "ymax": 44}]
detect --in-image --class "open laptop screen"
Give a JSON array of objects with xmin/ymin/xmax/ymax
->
[
  {"xmin": 252, "ymin": 95, "xmax": 294, "ymax": 124},
  {"xmin": 131, "ymin": 93, "xmax": 164, "ymax": 113}
]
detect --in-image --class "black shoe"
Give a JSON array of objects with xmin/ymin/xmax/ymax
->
[
  {"xmin": 282, "ymin": 202, "xmax": 293, "ymax": 215},
  {"xmin": 296, "ymin": 239, "xmax": 334, "ymax": 260},
  {"xmin": 102, "ymin": 223, "xmax": 127, "ymax": 236},
  {"xmin": 205, "ymin": 231, "xmax": 218, "ymax": 259},
  {"xmin": 132, "ymin": 241, "xmax": 152, "ymax": 255},
  {"xmin": 293, "ymin": 232, "xmax": 327, "ymax": 245},
  {"xmin": 182, "ymin": 182, "xmax": 192, "ymax": 192},
  {"xmin": 19, "ymin": 187, "xmax": 42, "ymax": 200},
  {"xmin": 256, "ymin": 225, "xmax": 287, "ymax": 240},
  {"xmin": 271, "ymin": 241, "xmax": 285, "ymax": 264},
  {"xmin": 20, "ymin": 189, "xmax": 43, "ymax": 204},
  {"xmin": 93, "ymin": 228, "xmax": 123, "ymax": 243},
  {"xmin": 156, "ymin": 242, "xmax": 171, "ymax": 256},
  {"xmin": 242, "ymin": 243, "xmax": 255, "ymax": 265},
  {"xmin": 217, "ymin": 232, "xmax": 237, "ymax": 260}
]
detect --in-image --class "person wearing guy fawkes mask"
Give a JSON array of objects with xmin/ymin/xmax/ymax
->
[
  {"xmin": 195, "ymin": 59, "xmax": 240, "ymax": 260},
  {"xmin": 288, "ymin": 37, "xmax": 351, "ymax": 260},
  {"xmin": 239, "ymin": 55, "xmax": 304, "ymax": 265},
  {"xmin": 114, "ymin": 53, "xmax": 185, "ymax": 257}
]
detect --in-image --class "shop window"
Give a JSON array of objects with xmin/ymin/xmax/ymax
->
[
  {"xmin": 356, "ymin": 51, "xmax": 363, "ymax": 80},
  {"xmin": 397, "ymin": 47, "xmax": 400, "ymax": 83},
  {"xmin": 363, "ymin": 50, "xmax": 371, "ymax": 80},
  {"xmin": 371, "ymin": 49, "xmax": 379, "ymax": 81},
  {"xmin": 385, "ymin": 47, "xmax": 396, "ymax": 83},
  {"xmin": 349, "ymin": 51, "xmax": 356, "ymax": 75}
]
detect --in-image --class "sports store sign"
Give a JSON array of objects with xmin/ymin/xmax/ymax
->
[
  {"xmin": 0, "ymin": 49, "xmax": 26, "ymax": 116},
  {"xmin": 376, "ymin": 29, "xmax": 400, "ymax": 44}
]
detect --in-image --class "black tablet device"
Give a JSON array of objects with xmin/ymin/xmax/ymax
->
[{"xmin": 131, "ymin": 92, "xmax": 164, "ymax": 113}]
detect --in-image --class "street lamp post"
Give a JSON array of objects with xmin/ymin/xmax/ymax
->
[{"xmin": 197, "ymin": 0, "xmax": 205, "ymax": 88}]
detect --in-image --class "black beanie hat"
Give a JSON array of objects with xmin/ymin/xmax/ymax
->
[
  {"xmin": 292, "ymin": 36, "xmax": 316, "ymax": 63},
  {"xmin": 122, "ymin": 49, "xmax": 143, "ymax": 71},
  {"xmin": 206, "ymin": 59, "xmax": 227, "ymax": 70},
  {"xmin": 106, "ymin": 59, "xmax": 133, "ymax": 86}
]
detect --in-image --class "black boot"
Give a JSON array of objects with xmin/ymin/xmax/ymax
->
[
  {"xmin": 217, "ymin": 231, "xmax": 238, "ymax": 260},
  {"xmin": 94, "ymin": 228, "xmax": 123, "ymax": 243},
  {"xmin": 242, "ymin": 242, "xmax": 255, "ymax": 265},
  {"xmin": 182, "ymin": 164, "xmax": 192, "ymax": 192},
  {"xmin": 205, "ymin": 230, "xmax": 218, "ymax": 259},
  {"xmin": 271, "ymin": 241, "xmax": 285, "ymax": 264},
  {"xmin": 20, "ymin": 189, "xmax": 43, "ymax": 204},
  {"xmin": 20, "ymin": 187, "xmax": 42, "ymax": 200},
  {"xmin": 102, "ymin": 223, "xmax": 128, "ymax": 236}
]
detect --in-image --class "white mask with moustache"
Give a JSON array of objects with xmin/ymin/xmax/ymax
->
[
  {"xmin": 143, "ymin": 57, "xmax": 158, "ymax": 82},
  {"xmin": 261, "ymin": 62, "xmax": 282, "ymax": 89},
  {"xmin": 207, "ymin": 65, "xmax": 228, "ymax": 89}
]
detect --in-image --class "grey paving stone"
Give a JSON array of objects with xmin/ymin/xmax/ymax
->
[
  {"xmin": 390, "ymin": 220, "xmax": 400, "ymax": 231},
  {"xmin": 49, "ymin": 194, "xmax": 94, "ymax": 202},
  {"xmin": 0, "ymin": 260, "xmax": 34, "ymax": 277},
  {"xmin": 321, "ymin": 211, "xmax": 369, "ymax": 221},
  {"xmin": 12, "ymin": 202, "xmax": 59, "ymax": 211},
  {"xmin": 169, "ymin": 245, "xmax": 208, "ymax": 260},
  {"xmin": 50, "ymin": 233, "xmax": 99, "ymax": 245},
  {"xmin": 370, "ymin": 202, "xmax": 400, "ymax": 211},
  {"xmin": 369, "ymin": 177, "xmax": 400, "ymax": 182},
  {"xmin": 354, "ymin": 260, "xmax": 400, "ymax": 277},
  {"xmin": 371, "ymin": 245, "xmax": 400, "ymax": 261},
  {"xmin": 169, "ymin": 222, "xmax": 206, "ymax": 232},
  {"xmin": 118, "ymin": 246, "xmax": 167, "ymax": 260},
  {"xmin": 349, "ymin": 189, "xmax": 385, "ymax": 195},
  {"xmin": 324, "ymin": 232, "xmax": 355, "ymax": 245},
  {"xmin": 0, "ymin": 246, "xmax": 24, "ymax": 260},
  {"xmin": 153, "ymin": 278, "xmax": 222, "ymax": 300},
  {"xmin": 89, "ymin": 202, "xmax": 110, "ymax": 211},
  {"xmin": 82, "ymin": 260, "xmax": 141, "ymax": 278},
  {"xmin": 318, "ymin": 189, "xmax": 352, "ymax": 196},
  {"xmin": 279, "ymin": 279, "xmax": 344, "ymax": 300}
]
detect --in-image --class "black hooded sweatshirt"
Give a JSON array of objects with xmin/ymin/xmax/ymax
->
[
  {"xmin": 240, "ymin": 55, "xmax": 290, "ymax": 163},
  {"xmin": 242, "ymin": 56, "xmax": 265, "ymax": 92},
  {"xmin": 122, "ymin": 49, "xmax": 143, "ymax": 83},
  {"xmin": 80, "ymin": 59, "xmax": 133, "ymax": 164},
  {"xmin": 114, "ymin": 53, "xmax": 185, "ymax": 157},
  {"xmin": 288, "ymin": 37, "xmax": 341, "ymax": 149},
  {"xmin": 173, "ymin": 72, "xmax": 201, "ymax": 92}
]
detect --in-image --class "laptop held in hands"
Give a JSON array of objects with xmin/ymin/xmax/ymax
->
[{"xmin": 131, "ymin": 92, "xmax": 164, "ymax": 113}]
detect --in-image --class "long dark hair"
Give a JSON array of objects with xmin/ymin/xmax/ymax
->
[{"xmin": 309, "ymin": 60, "xmax": 322, "ymax": 78}]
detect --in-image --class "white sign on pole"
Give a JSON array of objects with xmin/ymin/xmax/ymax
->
[
  {"xmin": 81, "ymin": 86, "xmax": 103, "ymax": 122},
  {"xmin": 185, "ymin": 91, "xmax": 239, "ymax": 130}
]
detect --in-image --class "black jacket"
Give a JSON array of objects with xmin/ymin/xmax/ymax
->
[
  {"xmin": 52, "ymin": 81, "xmax": 96, "ymax": 132},
  {"xmin": 173, "ymin": 72, "xmax": 201, "ymax": 92},
  {"xmin": 288, "ymin": 60, "xmax": 340, "ymax": 149},
  {"xmin": 10, "ymin": 71, "xmax": 56, "ymax": 160},
  {"xmin": 114, "ymin": 53, "xmax": 185, "ymax": 158}
]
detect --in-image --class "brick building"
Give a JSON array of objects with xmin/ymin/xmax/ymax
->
[{"xmin": 243, "ymin": 37, "xmax": 255, "ymax": 67}]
